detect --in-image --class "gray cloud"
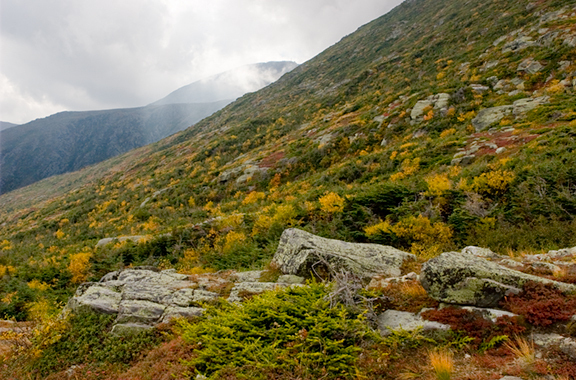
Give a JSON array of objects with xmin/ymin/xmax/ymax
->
[{"xmin": 0, "ymin": 0, "xmax": 402, "ymax": 124}]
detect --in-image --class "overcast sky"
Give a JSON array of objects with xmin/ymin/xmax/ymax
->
[{"xmin": 0, "ymin": 0, "xmax": 402, "ymax": 124}]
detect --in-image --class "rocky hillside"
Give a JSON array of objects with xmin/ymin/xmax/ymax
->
[
  {"xmin": 0, "ymin": 62, "xmax": 296, "ymax": 194},
  {"xmin": 1, "ymin": 0, "xmax": 576, "ymax": 377}
]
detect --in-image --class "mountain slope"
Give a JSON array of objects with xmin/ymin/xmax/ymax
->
[
  {"xmin": 0, "ymin": 101, "xmax": 229, "ymax": 194},
  {"xmin": 2, "ymin": 0, "xmax": 576, "ymax": 377},
  {"xmin": 0, "ymin": 62, "xmax": 297, "ymax": 194},
  {"xmin": 0, "ymin": 121, "xmax": 19, "ymax": 131},
  {"xmin": 151, "ymin": 61, "xmax": 298, "ymax": 105},
  {"xmin": 0, "ymin": 0, "xmax": 575, "ymax": 319}
]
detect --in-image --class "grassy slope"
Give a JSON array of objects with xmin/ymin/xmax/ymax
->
[{"xmin": 0, "ymin": 0, "xmax": 575, "ymax": 318}]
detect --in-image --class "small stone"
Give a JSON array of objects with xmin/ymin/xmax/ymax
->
[
  {"xmin": 378, "ymin": 310, "xmax": 450, "ymax": 337},
  {"xmin": 496, "ymin": 147, "xmax": 507, "ymax": 154},
  {"xmin": 277, "ymin": 275, "xmax": 306, "ymax": 284}
]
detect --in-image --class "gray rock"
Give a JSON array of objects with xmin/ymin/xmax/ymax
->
[
  {"xmin": 161, "ymin": 306, "xmax": 204, "ymax": 323},
  {"xmin": 470, "ymin": 84, "xmax": 489, "ymax": 93},
  {"xmin": 232, "ymin": 270, "xmax": 264, "ymax": 282},
  {"xmin": 410, "ymin": 93, "xmax": 450, "ymax": 119},
  {"xmin": 378, "ymin": 310, "xmax": 450, "ymax": 337},
  {"xmin": 227, "ymin": 282, "xmax": 288, "ymax": 303},
  {"xmin": 96, "ymin": 235, "xmax": 147, "ymax": 247},
  {"xmin": 460, "ymin": 306, "xmax": 517, "ymax": 322},
  {"xmin": 533, "ymin": 333, "xmax": 576, "ymax": 359},
  {"xmin": 517, "ymin": 58, "xmax": 544, "ymax": 74},
  {"xmin": 116, "ymin": 300, "xmax": 166, "ymax": 324},
  {"xmin": 420, "ymin": 251, "xmax": 576, "ymax": 307},
  {"xmin": 472, "ymin": 106, "xmax": 513, "ymax": 131},
  {"xmin": 461, "ymin": 246, "xmax": 500, "ymax": 259},
  {"xmin": 530, "ymin": 261, "xmax": 561, "ymax": 274},
  {"xmin": 271, "ymin": 228, "xmax": 415, "ymax": 279},
  {"xmin": 499, "ymin": 258, "xmax": 524, "ymax": 269},
  {"xmin": 496, "ymin": 147, "xmax": 507, "ymax": 154},
  {"xmin": 512, "ymin": 96, "xmax": 549, "ymax": 115},
  {"xmin": 110, "ymin": 323, "xmax": 153, "ymax": 336},
  {"xmin": 502, "ymin": 36, "xmax": 537, "ymax": 53},
  {"xmin": 277, "ymin": 275, "xmax": 306, "ymax": 284},
  {"xmin": 67, "ymin": 286, "xmax": 122, "ymax": 314}
]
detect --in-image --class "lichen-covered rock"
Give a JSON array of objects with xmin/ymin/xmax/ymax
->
[
  {"xmin": 517, "ymin": 58, "xmax": 544, "ymax": 74},
  {"xmin": 271, "ymin": 228, "xmax": 415, "ymax": 279},
  {"xmin": 472, "ymin": 105, "xmax": 513, "ymax": 131},
  {"xmin": 420, "ymin": 252, "xmax": 576, "ymax": 307},
  {"xmin": 96, "ymin": 235, "xmax": 147, "ymax": 247},
  {"xmin": 533, "ymin": 333, "xmax": 576, "ymax": 359},
  {"xmin": 410, "ymin": 93, "xmax": 450, "ymax": 120},
  {"xmin": 377, "ymin": 310, "xmax": 450, "ymax": 337}
]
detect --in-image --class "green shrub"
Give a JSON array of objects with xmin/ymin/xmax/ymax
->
[
  {"xmin": 179, "ymin": 283, "xmax": 378, "ymax": 379},
  {"xmin": 30, "ymin": 311, "xmax": 163, "ymax": 376}
]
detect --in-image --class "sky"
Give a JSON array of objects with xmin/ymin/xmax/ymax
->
[{"xmin": 0, "ymin": 0, "xmax": 403, "ymax": 124}]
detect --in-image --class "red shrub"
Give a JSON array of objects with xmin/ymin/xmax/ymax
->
[
  {"xmin": 499, "ymin": 281, "xmax": 576, "ymax": 327},
  {"xmin": 421, "ymin": 307, "xmax": 526, "ymax": 349}
]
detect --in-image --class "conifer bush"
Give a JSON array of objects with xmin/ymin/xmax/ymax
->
[{"xmin": 179, "ymin": 282, "xmax": 378, "ymax": 379}]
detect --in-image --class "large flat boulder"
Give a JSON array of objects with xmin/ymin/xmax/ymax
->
[
  {"xmin": 271, "ymin": 228, "xmax": 415, "ymax": 279},
  {"xmin": 420, "ymin": 251, "xmax": 576, "ymax": 307}
]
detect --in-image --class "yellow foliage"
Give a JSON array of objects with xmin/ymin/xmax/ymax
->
[
  {"xmin": 319, "ymin": 192, "xmax": 345, "ymax": 214},
  {"xmin": 54, "ymin": 229, "xmax": 65, "ymax": 239},
  {"xmin": 471, "ymin": 170, "xmax": 515, "ymax": 196},
  {"xmin": 242, "ymin": 191, "xmax": 266, "ymax": 205},
  {"xmin": 0, "ymin": 264, "xmax": 16, "ymax": 276},
  {"xmin": 222, "ymin": 231, "xmax": 247, "ymax": 254},
  {"xmin": 457, "ymin": 111, "xmax": 476, "ymax": 122},
  {"xmin": 400, "ymin": 142, "xmax": 416, "ymax": 150},
  {"xmin": 364, "ymin": 220, "xmax": 392, "ymax": 237},
  {"xmin": 390, "ymin": 151, "xmax": 398, "ymax": 160},
  {"xmin": 393, "ymin": 215, "xmax": 453, "ymax": 257},
  {"xmin": 68, "ymin": 251, "xmax": 92, "ymax": 284},
  {"xmin": 449, "ymin": 166, "xmax": 461, "ymax": 178},
  {"xmin": 1, "ymin": 291, "xmax": 17, "ymax": 303},
  {"xmin": 27, "ymin": 279, "xmax": 51, "ymax": 291},
  {"xmin": 470, "ymin": 74, "xmax": 481, "ymax": 82},
  {"xmin": 423, "ymin": 109, "xmax": 434, "ymax": 121},
  {"xmin": 391, "ymin": 158, "xmax": 421, "ymax": 182},
  {"xmin": 142, "ymin": 216, "xmax": 160, "ymax": 231},
  {"xmin": 440, "ymin": 128, "xmax": 456, "ymax": 138},
  {"xmin": 425, "ymin": 173, "xmax": 452, "ymax": 197},
  {"xmin": 27, "ymin": 299, "xmax": 69, "ymax": 358},
  {"xmin": 546, "ymin": 79, "xmax": 565, "ymax": 94},
  {"xmin": 436, "ymin": 72, "xmax": 446, "ymax": 80},
  {"xmin": 59, "ymin": 218, "xmax": 69, "ymax": 226},
  {"xmin": 188, "ymin": 196, "xmax": 196, "ymax": 207}
]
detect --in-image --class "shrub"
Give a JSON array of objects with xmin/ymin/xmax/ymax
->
[
  {"xmin": 319, "ymin": 192, "xmax": 345, "ymax": 214},
  {"xmin": 179, "ymin": 283, "xmax": 377, "ymax": 379},
  {"xmin": 421, "ymin": 307, "xmax": 526, "ymax": 349},
  {"xmin": 500, "ymin": 281, "xmax": 576, "ymax": 327}
]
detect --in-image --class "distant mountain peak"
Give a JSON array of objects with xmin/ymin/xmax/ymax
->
[{"xmin": 150, "ymin": 61, "xmax": 299, "ymax": 106}]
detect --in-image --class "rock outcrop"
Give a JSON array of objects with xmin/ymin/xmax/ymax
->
[
  {"xmin": 66, "ymin": 268, "xmax": 213, "ymax": 333},
  {"xmin": 271, "ymin": 228, "xmax": 415, "ymax": 279},
  {"xmin": 420, "ymin": 251, "xmax": 576, "ymax": 307}
]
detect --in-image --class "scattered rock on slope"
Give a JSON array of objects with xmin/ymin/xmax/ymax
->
[
  {"xmin": 271, "ymin": 228, "xmax": 415, "ymax": 279},
  {"xmin": 420, "ymin": 251, "xmax": 576, "ymax": 307}
]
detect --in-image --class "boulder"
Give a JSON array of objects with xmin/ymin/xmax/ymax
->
[
  {"xmin": 512, "ymin": 96, "xmax": 549, "ymax": 115},
  {"xmin": 96, "ymin": 235, "xmax": 147, "ymax": 247},
  {"xmin": 410, "ymin": 93, "xmax": 450, "ymax": 120},
  {"xmin": 377, "ymin": 310, "xmax": 450, "ymax": 337},
  {"xmin": 472, "ymin": 106, "xmax": 513, "ymax": 131},
  {"xmin": 533, "ymin": 333, "xmax": 576, "ymax": 359},
  {"xmin": 420, "ymin": 251, "xmax": 576, "ymax": 307},
  {"xmin": 271, "ymin": 228, "xmax": 415, "ymax": 279},
  {"xmin": 517, "ymin": 58, "xmax": 544, "ymax": 74}
]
